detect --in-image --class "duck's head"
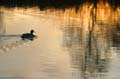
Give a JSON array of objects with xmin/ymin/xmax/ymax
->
[{"xmin": 30, "ymin": 29, "xmax": 35, "ymax": 34}]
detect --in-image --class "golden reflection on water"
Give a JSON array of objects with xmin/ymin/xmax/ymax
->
[
  {"xmin": 63, "ymin": 3, "xmax": 120, "ymax": 24},
  {"xmin": 61, "ymin": 2, "xmax": 120, "ymax": 79},
  {"xmin": 0, "ymin": 2, "xmax": 120, "ymax": 79}
]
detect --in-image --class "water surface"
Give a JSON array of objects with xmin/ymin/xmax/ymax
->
[{"xmin": 0, "ymin": 4, "xmax": 120, "ymax": 79}]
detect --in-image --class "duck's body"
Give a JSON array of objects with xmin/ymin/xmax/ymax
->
[{"xmin": 21, "ymin": 30, "xmax": 36, "ymax": 40}]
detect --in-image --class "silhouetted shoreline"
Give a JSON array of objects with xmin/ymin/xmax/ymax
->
[{"xmin": 0, "ymin": 0, "xmax": 120, "ymax": 10}]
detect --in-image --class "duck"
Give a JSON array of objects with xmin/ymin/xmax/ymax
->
[{"xmin": 21, "ymin": 30, "xmax": 36, "ymax": 40}]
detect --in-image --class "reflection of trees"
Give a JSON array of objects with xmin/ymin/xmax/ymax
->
[
  {"xmin": 63, "ymin": 26, "xmax": 109, "ymax": 79},
  {"xmin": 62, "ymin": 1, "xmax": 110, "ymax": 79},
  {"xmin": 111, "ymin": 23, "xmax": 120, "ymax": 47}
]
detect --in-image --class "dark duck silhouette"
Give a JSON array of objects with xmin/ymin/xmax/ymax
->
[{"xmin": 21, "ymin": 30, "xmax": 37, "ymax": 40}]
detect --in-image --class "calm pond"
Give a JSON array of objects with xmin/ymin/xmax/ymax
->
[{"xmin": 0, "ymin": 3, "xmax": 120, "ymax": 79}]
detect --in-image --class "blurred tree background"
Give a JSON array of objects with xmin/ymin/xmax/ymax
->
[{"xmin": 0, "ymin": 0, "xmax": 120, "ymax": 10}]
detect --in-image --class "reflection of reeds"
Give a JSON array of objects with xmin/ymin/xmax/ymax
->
[
  {"xmin": 62, "ymin": 26, "xmax": 109, "ymax": 79},
  {"xmin": 62, "ymin": 2, "xmax": 110, "ymax": 79},
  {"xmin": 111, "ymin": 23, "xmax": 120, "ymax": 47}
]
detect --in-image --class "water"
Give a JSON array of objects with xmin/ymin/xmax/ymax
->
[{"xmin": 0, "ymin": 4, "xmax": 120, "ymax": 79}]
